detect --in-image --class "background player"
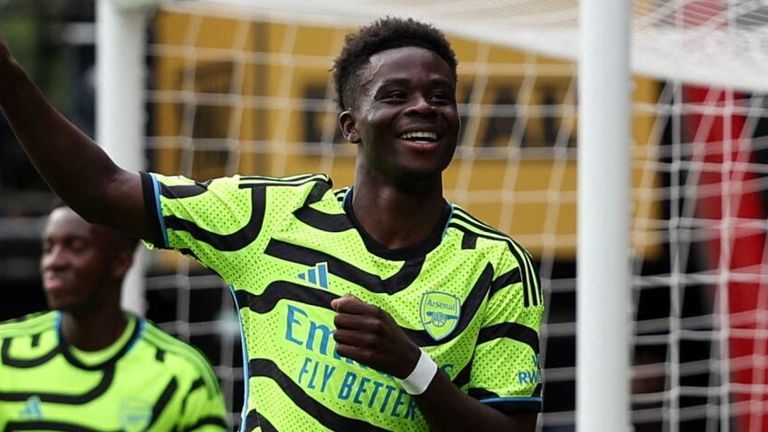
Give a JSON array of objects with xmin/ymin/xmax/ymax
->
[
  {"xmin": 0, "ymin": 17, "xmax": 542, "ymax": 431},
  {"xmin": 0, "ymin": 205, "xmax": 228, "ymax": 431}
]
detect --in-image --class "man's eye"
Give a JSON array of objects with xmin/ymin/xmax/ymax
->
[
  {"xmin": 430, "ymin": 93, "xmax": 453, "ymax": 103},
  {"xmin": 383, "ymin": 91, "xmax": 407, "ymax": 100},
  {"xmin": 69, "ymin": 240, "xmax": 88, "ymax": 253}
]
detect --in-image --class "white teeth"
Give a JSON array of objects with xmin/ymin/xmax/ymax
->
[{"xmin": 401, "ymin": 131, "xmax": 438, "ymax": 141}]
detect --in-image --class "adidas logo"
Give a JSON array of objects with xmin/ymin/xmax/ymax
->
[
  {"xmin": 298, "ymin": 262, "xmax": 329, "ymax": 289},
  {"xmin": 20, "ymin": 395, "xmax": 42, "ymax": 419}
]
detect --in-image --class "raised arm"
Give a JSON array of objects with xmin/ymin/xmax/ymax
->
[{"xmin": 0, "ymin": 36, "xmax": 151, "ymax": 240}]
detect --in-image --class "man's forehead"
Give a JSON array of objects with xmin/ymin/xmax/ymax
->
[{"xmin": 44, "ymin": 208, "xmax": 93, "ymax": 238}]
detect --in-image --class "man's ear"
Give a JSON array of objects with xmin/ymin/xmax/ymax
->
[
  {"xmin": 339, "ymin": 111, "xmax": 361, "ymax": 144},
  {"xmin": 111, "ymin": 250, "xmax": 134, "ymax": 280}
]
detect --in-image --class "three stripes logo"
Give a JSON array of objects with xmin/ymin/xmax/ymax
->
[
  {"xmin": 298, "ymin": 262, "xmax": 329, "ymax": 289},
  {"xmin": 20, "ymin": 396, "xmax": 42, "ymax": 419}
]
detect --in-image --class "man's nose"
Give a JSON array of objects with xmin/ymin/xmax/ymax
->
[{"xmin": 405, "ymin": 94, "xmax": 436, "ymax": 115}]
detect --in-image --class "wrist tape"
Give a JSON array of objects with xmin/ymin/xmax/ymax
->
[{"xmin": 397, "ymin": 348, "xmax": 438, "ymax": 395}]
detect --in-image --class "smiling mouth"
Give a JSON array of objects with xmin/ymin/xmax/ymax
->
[{"xmin": 399, "ymin": 131, "xmax": 439, "ymax": 143}]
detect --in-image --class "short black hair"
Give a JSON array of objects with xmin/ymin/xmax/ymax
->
[{"xmin": 332, "ymin": 17, "xmax": 457, "ymax": 111}]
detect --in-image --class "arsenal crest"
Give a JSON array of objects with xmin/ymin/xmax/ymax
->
[{"xmin": 419, "ymin": 292, "xmax": 461, "ymax": 341}]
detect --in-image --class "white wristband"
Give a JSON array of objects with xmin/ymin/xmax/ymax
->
[{"xmin": 397, "ymin": 348, "xmax": 438, "ymax": 395}]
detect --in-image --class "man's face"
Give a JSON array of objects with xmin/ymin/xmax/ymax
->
[
  {"xmin": 40, "ymin": 208, "xmax": 121, "ymax": 312},
  {"xmin": 341, "ymin": 46, "xmax": 460, "ymax": 183}
]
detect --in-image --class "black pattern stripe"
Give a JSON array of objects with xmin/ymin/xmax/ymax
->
[
  {"xmin": 450, "ymin": 212, "xmax": 542, "ymax": 308},
  {"xmin": 264, "ymin": 240, "xmax": 425, "ymax": 295},
  {"xmin": 0, "ymin": 366, "xmax": 115, "ymax": 404},
  {"xmin": 452, "ymin": 362, "xmax": 473, "ymax": 389},
  {"xmin": 461, "ymin": 232, "xmax": 478, "ymax": 250},
  {"xmin": 1, "ymin": 338, "xmax": 60, "ymax": 368},
  {"xmin": 163, "ymin": 186, "xmax": 266, "ymax": 252},
  {"xmin": 235, "ymin": 263, "xmax": 494, "ymax": 347},
  {"xmin": 248, "ymin": 358, "xmax": 390, "ymax": 432},
  {"xmin": 488, "ymin": 268, "xmax": 522, "ymax": 299},
  {"xmin": 180, "ymin": 378, "xmax": 205, "ymax": 415},
  {"xmin": 302, "ymin": 180, "xmax": 333, "ymax": 206},
  {"xmin": 244, "ymin": 410, "xmax": 263, "ymax": 432},
  {"xmin": 181, "ymin": 416, "xmax": 229, "ymax": 432},
  {"xmin": 293, "ymin": 206, "xmax": 353, "ymax": 233},
  {"xmin": 477, "ymin": 322, "xmax": 540, "ymax": 353},
  {"xmin": 5, "ymin": 420, "xmax": 106, "ymax": 432},
  {"xmin": 160, "ymin": 181, "xmax": 212, "ymax": 199},
  {"xmin": 147, "ymin": 378, "xmax": 179, "ymax": 429}
]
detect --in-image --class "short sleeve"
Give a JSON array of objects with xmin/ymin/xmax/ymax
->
[
  {"xmin": 468, "ymin": 242, "xmax": 544, "ymax": 414},
  {"xmin": 140, "ymin": 172, "xmax": 332, "ymax": 283}
]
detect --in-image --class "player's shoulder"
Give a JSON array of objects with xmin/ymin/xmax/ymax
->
[
  {"xmin": 139, "ymin": 320, "xmax": 220, "ymax": 388},
  {"xmin": 0, "ymin": 310, "xmax": 57, "ymax": 338},
  {"xmin": 449, "ymin": 205, "xmax": 529, "ymax": 253}
]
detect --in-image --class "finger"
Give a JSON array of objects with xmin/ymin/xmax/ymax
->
[
  {"xmin": 330, "ymin": 294, "xmax": 359, "ymax": 311},
  {"xmin": 333, "ymin": 328, "xmax": 376, "ymax": 347},
  {"xmin": 331, "ymin": 294, "xmax": 376, "ymax": 315},
  {"xmin": 333, "ymin": 312, "xmax": 374, "ymax": 330},
  {"xmin": 334, "ymin": 343, "xmax": 364, "ymax": 362}
]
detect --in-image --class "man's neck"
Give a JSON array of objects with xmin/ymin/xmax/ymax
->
[
  {"xmin": 60, "ymin": 304, "xmax": 127, "ymax": 351},
  {"xmin": 352, "ymin": 176, "xmax": 446, "ymax": 250}
]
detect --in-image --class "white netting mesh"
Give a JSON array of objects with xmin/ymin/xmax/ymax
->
[{"xmin": 139, "ymin": 1, "xmax": 768, "ymax": 430}]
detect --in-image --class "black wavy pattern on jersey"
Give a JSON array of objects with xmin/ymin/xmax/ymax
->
[
  {"xmin": 147, "ymin": 378, "xmax": 179, "ymax": 429},
  {"xmin": 1, "ymin": 338, "xmax": 60, "ymax": 368},
  {"xmin": 452, "ymin": 362, "xmax": 472, "ymax": 388},
  {"xmin": 248, "ymin": 358, "xmax": 391, "ymax": 432},
  {"xmin": 235, "ymin": 263, "xmax": 494, "ymax": 347},
  {"xmin": 0, "ymin": 365, "xmax": 115, "ymax": 404},
  {"xmin": 477, "ymin": 322, "xmax": 540, "ymax": 353},
  {"xmin": 488, "ymin": 268, "xmax": 523, "ymax": 299},
  {"xmin": 160, "ymin": 180, "xmax": 212, "ymax": 199},
  {"xmin": 60, "ymin": 319, "xmax": 142, "ymax": 371},
  {"xmin": 181, "ymin": 416, "xmax": 229, "ymax": 432},
  {"xmin": 450, "ymin": 213, "xmax": 542, "ymax": 308},
  {"xmin": 461, "ymin": 233, "xmax": 478, "ymax": 250},
  {"xmin": 162, "ymin": 186, "xmax": 266, "ymax": 252},
  {"xmin": 244, "ymin": 410, "xmax": 264, "ymax": 432},
  {"xmin": 5, "ymin": 420, "xmax": 105, "ymax": 432},
  {"xmin": 467, "ymin": 388, "xmax": 499, "ymax": 399},
  {"xmin": 532, "ymin": 383, "xmax": 543, "ymax": 398},
  {"xmin": 264, "ymin": 239, "xmax": 424, "ymax": 294},
  {"xmin": 234, "ymin": 282, "xmax": 338, "ymax": 315},
  {"xmin": 293, "ymin": 206, "xmax": 354, "ymax": 233},
  {"xmin": 303, "ymin": 180, "xmax": 333, "ymax": 205},
  {"xmin": 180, "ymin": 378, "xmax": 205, "ymax": 415}
]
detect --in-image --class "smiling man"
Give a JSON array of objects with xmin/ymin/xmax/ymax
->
[
  {"xmin": 0, "ymin": 207, "xmax": 228, "ymax": 431},
  {"xmin": 0, "ymin": 17, "xmax": 543, "ymax": 431}
]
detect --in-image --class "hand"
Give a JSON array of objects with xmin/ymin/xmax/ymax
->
[{"xmin": 331, "ymin": 294, "xmax": 421, "ymax": 379}]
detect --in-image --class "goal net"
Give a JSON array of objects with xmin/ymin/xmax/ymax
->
[{"xmin": 137, "ymin": 0, "xmax": 768, "ymax": 430}]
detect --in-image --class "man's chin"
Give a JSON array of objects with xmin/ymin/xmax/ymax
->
[{"xmin": 45, "ymin": 293, "xmax": 81, "ymax": 312}]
